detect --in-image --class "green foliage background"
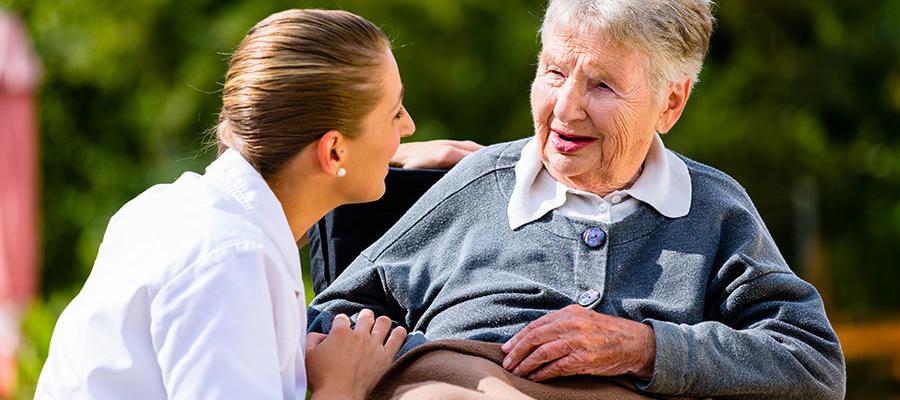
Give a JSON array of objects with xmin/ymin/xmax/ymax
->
[{"xmin": 2, "ymin": 0, "xmax": 899, "ymax": 398}]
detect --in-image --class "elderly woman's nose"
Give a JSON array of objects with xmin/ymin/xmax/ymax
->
[{"xmin": 553, "ymin": 81, "xmax": 588, "ymax": 123}]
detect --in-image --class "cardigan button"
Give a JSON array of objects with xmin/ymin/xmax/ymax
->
[
  {"xmin": 582, "ymin": 227, "xmax": 607, "ymax": 248},
  {"xmin": 577, "ymin": 289, "xmax": 602, "ymax": 309}
]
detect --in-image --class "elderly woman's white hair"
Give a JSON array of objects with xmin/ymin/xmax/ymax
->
[{"xmin": 541, "ymin": 0, "xmax": 715, "ymax": 93}]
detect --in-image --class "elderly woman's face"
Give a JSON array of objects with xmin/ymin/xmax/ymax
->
[{"xmin": 531, "ymin": 29, "xmax": 665, "ymax": 193}]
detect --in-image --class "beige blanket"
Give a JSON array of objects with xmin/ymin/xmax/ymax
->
[{"xmin": 369, "ymin": 339, "xmax": 694, "ymax": 400}]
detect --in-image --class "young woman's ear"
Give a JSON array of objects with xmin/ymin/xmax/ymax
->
[{"xmin": 316, "ymin": 130, "xmax": 348, "ymax": 177}]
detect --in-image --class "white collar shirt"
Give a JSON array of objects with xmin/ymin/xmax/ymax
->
[
  {"xmin": 508, "ymin": 134, "xmax": 692, "ymax": 229},
  {"xmin": 36, "ymin": 149, "xmax": 307, "ymax": 399}
]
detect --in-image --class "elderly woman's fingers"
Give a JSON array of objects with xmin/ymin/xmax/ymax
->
[
  {"xmin": 353, "ymin": 309, "xmax": 376, "ymax": 334},
  {"xmin": 384, "ymin": 326, "xmax": 408, "ymax": 357},
  {"xmin": 527, "ymin": 356, "xmax": 577, "ymax": 382},
  {"xmin": 502, "ymin": 320, "xmax": 565, "ymax": 370},
  {"xmin": 370, "ymin": 315, "xmax": 393, "ymax": 343},
  {"xmin": 502, "ymin": 309, "xmax": 567, "ymax": 353},
  {"xmin": 510, "ymin": 340, "xmax": 570, "ymax": 377}
]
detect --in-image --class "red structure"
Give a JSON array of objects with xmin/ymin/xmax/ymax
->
[{"xmin": 0, "ymin": 11, "xmax": 40, "ymax": 395}]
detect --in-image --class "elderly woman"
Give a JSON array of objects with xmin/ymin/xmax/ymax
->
[{"xmin": 309, "ymin": 0, "xmax": 846, "ymax": 398}]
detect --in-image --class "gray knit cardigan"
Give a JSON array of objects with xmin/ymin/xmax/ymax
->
[{"xmin": 309, "ymin": 138, "xmax": 845, "ymax": 399}]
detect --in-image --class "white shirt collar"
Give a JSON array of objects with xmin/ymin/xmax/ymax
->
[
  {"xmin": 205, "ymin": 149, "xmax": 301, "ymax": 287},
  {"xmin": 507, "ymin": 134, "xmax": 692, "ymax": 230}
]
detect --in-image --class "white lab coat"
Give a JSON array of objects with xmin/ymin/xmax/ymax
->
[{"xmin": 35, "ymin": 149, "xmax": 307, "ymax": 399}]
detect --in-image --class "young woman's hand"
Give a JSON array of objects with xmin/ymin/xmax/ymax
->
[
  {"xmin": 391, "ymin": 140, "xmax": 484, "ymax": 169},
  {"xmin": 306, "ymin": 310, "xmax": 407, "ymax": 400}
]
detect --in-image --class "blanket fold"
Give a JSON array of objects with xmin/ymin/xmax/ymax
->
[{"xmin": 369, "ymin": 339, "xmax": 694, "ymax": 400}]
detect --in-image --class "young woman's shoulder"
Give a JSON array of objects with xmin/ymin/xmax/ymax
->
[{"xmin": 95, "ymin": 170, "xmax": 275, "ymax": 286}]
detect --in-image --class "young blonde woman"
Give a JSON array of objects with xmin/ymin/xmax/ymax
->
[{"xmin": 34, "ymin": 9, "xmax": 478, "ymax": 400}]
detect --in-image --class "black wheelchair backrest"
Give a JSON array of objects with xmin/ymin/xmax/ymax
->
[{"xmin": 307, "ymin": 167, "xmax": 448, "ymax": 294}]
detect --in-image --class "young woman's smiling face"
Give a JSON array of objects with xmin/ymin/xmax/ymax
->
[{"xmin": 343, "ymin": 48, "xmax": 416, "ymax": 203}]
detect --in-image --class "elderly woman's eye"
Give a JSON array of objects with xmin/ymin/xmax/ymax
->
[
  {"xmin": 394, "ymin": 107, "xmax": 405, "ymax": 120},
  {"xmin": 597, "ymin": 82, "xmax": 611, "ymax": 90},
  {"xmin": 546, "ymin": 68, "xmax": 565, "ymax": 78}
]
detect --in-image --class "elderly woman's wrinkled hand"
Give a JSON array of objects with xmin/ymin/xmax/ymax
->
[
  {"xmin": 500, "ymin": 304, "xmax": 656, "ymax": 382},
  {"xmin": 306, "ymin": 310, "xmax": 407, "ymax": 400},
  {"xmin": 391, "ymin": 139, "xmax": 483, "ymax": 169}
]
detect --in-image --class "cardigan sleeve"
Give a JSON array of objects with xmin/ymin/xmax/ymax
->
[
  {"xmin": 636, "ymin": 252, "xmax": 845, "ymax": 399},
  {"xmin": 627, "ymin": 162, "xmax": 846, "ymax": 399},
  {"xmin": 308, "ymin": 255, "xmax": 432, "ymax": 350},
  {"xmin": 309, "ymin": 255, "xmax": 396, "ymax": 328}
]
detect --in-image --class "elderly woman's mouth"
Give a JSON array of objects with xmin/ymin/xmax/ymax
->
[{"xmin": 550, "ymin": 130, "xmax": 597, "ymax": 153}]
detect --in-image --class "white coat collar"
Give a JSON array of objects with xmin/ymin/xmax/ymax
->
[{"xmin": 205, "ymin": 149, "xmax": 301, "ymax": 288}]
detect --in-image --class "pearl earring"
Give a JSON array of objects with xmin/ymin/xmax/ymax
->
[{"xmin": 337, "ymin": 168, "xmax": 347, "ymax": 177}]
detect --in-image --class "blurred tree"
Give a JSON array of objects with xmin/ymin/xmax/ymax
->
[{"xmin": 669, "ymin": 0, "xmax": 900, "ymax": 319}]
